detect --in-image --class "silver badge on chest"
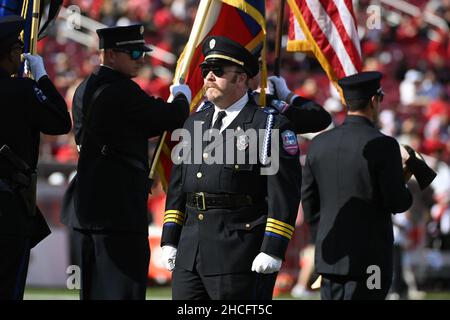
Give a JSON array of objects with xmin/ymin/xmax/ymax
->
[{"xmin": 237, "ymin": 134, "xmax": 249, "ymax": 151}]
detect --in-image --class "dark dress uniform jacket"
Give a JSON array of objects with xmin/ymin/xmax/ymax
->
[
  {"xmin": 161, "ymin": 98, "xmax": 301, "ymax": 276},
  {"xmin": 302, "ymin": 115, "xmax": 412, "ymax": 278},
  {"xmin": 0, "ymin": 68, "xmax": 71, "ymax": 246},
  {"xmin": 67, "ymin": 66, "xmax": 189, "ymax": 234}
]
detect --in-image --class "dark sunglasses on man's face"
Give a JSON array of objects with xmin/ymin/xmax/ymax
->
[
  {"xmin": 200, "ymin": 65, "xmax": 243, "ymax": 78},
  {"xmin": 114, "ymin": 49, "xmax": 146, "ymax": 60},
  {"xmin": 201, "ymin": 65, "xmax": 226, "ymax": 78}
]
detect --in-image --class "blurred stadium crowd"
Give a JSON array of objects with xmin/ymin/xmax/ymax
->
[{"xmin": 33, "ymin": 0, "xmax": 449, "ymax": 295}]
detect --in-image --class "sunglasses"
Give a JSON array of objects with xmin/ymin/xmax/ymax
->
[
  {"xmin": 200, "ymin": 65, "xmax": 244, "ymax": 78},
  {"xmin": 113, "ymin": 49, "xmax": 146, "ymax": 60}
]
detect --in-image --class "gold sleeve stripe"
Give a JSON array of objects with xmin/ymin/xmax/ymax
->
[
  {"xmin": 266, "ymin": 222, "xmax": 294, "ymax": 236},
  {"xmin": 267, "ymin": 218, "xmax": 294, "ymax": 231},
  {"xmin": 164, "ymin": 213, "xmax": 185, "ymax": 221},
  {"xmin": 266, "ymin": 222, "xmax": 294, "ymax": 234},
  {"xmin": 163, "ymin": 218, "xmax": 184, "ymax": 225},
  {"xmin": 265, "ymin": 227, "xmax": 292, "ymax": 239},
  {"xmin": 164, "ymin": 210, "xmax": 185, "ymax": 217},
  {"xmin": 164, "ymin": 215, "xmax": 184, "ymax": 222}
]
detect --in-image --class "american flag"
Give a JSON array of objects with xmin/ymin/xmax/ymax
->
[{"xmin": 286, "ymin": 0, "xmax": 362, "ymax": 93}]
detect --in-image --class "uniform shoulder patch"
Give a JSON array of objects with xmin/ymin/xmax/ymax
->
[
  {"xmin": 33, "ymin": 85, "xmax": 48, "ymax": 103},
  {"xmin": 197, "ymin": 100, "xmax": 213, "ymax": 112},
  {"xmin": 270, "ymin": 99, "xmax": 290, "ymax": 113},
  {"xmin": 281, "ymin": 130, "xmax": 299, "ymax": 155}
]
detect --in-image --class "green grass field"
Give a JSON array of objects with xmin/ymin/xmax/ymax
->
[
  {"xmin": 24, "ymin": 286, "xmax": 172, "ymax": 300},
  {"xmin": 23, "ymin": 286, "xmax": 450, "ymax": 300}
]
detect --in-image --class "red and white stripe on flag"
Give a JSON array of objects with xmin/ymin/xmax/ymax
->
[{"xmin": 286, "ymin": 0, "xmax": 362, "ymax": 92}]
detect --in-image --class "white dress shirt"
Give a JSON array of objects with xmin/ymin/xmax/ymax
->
[{"xmin": 211, "ymin": 93, "xmax": 248, "ymax": 132}]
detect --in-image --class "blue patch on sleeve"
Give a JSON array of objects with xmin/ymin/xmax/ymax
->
[
  {"xmin": 33, "ymin": 85, "xmax": 48, "ymax": 103},
  {"xmin": 281, "ymin": 130, "xmax": 299, "ymax": 155}
]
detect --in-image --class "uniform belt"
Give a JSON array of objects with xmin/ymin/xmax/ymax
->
[{"xmin": 186, "ymin": 192, "xmax": 253, "ymax": 211}]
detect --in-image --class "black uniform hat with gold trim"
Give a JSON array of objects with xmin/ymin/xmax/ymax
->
[
  {"xmin": 96, "ymin": 24, "xmax": 152, "ymax": 52},
  {"xmin": 338, "ymin": 71, "xmax": 383, "ymax": 101},
  {"xmin": 0, "ymin": 15, "xmax": 25, "ymax": 49},
  {"xmin": 201, "ymin": 36, "xmax": 259, "ymax": 78}
]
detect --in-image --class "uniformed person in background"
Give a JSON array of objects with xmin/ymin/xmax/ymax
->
[
  {"xmin": 160, "ymin": 36, "xmax": 301, "ymax": 300},
  {"xmin": 302, "ymin": 71, "xmax": 413, "ymax": 300},
  {"xmin": 267, "ymin": 76, "xmax": 332, "ymax": 134},
  {"xmin": 248, "ymin": 65, "xmax": 332, "ymax": 134},
  {"xmin": 63, "ymin": 24, "xmax": 191, "ymax": 300},
  {"xmin": 0, "ymin": 15, "xmax": 71, "ymax": 299}
]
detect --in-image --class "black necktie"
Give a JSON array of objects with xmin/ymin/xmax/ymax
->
[{"xmin": 212, "ymin": 111, "xmax": 227, "ymax": 131}]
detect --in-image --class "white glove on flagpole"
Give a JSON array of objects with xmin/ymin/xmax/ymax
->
[
  {"xmin": 170, "ymin": 84, "xmax": 192, "ymax": 104},
  {"xmin": 161, "ymin": 245, "xmax": 178, "ymax": 271},
  {"xmin": 251, "ymin": 252, "xmax": 282, "ymax": 274},
  {"xmin": 23, "ymin": 53, "xmax": 48, "ymax": 81},
  {"xmin": 267, "ymin": 79, "xmax": 275, "ymax": 96},
  {"xmin": 268, "ymin": 75, "xmax": 298, "ymax": 104}
]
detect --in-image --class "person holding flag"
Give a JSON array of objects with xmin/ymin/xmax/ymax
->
[
  {"xmin": 161, "ymin": 36, "xmax": 301, "ymax": 300},
  {"xmin": 249, "ymin": 71, "xmax": 332, "ymax": 135},
  {"xmin": 0, "ymin": 15, "xmax": 71, "ymax": 299},
  {"xmin": 64, "ymin": 24, "xmax": 190, "ymax": 300},
  {"xmin": 151, "ymin": 0, "xmax": 268, "ymax": 191}
]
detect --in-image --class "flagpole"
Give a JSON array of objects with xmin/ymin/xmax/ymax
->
[
  {"xmin": 149, "ymin": 0, "xmax": 214, "ymax": 187},
  {"xmin": 20, "ymin": 0, "xmax": 29, "ymax": 48},
  {"xmin": 21, "ymin": 0, "xmax": 30, "ymax": 18},
  {"xmin": 176, "ymin": 0, "xmax": 214, "ymax": 83},
  {"xmin": 29, "ymin": 0, "xmax": 40, "ymax": 54},
  {"xmin": 274, "ymin": 0, "xmax": 286, "ymax": 77}
]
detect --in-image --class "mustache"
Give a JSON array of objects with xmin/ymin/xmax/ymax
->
[{"xmin": 204, "ymin": 83, "xmax": 220, "ymax": 90}]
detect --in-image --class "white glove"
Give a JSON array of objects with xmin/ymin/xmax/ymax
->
[
  {"xmin": 251, "ymin": 252, "xmax": 282, "ymax": 274},
  {"xmin": 23, "ymin": 53, "xmax": 48, "ymax": 81},
  {"xmin": 268, "ymin": 75, "xmax": 298, "ymax": 104},
  {"xmin": 161, "ymin": 245, "xmax": 177, "ymax": 271},
  {"xmin": 267, "ymin": 80, "xmax": 275, "ymax": 96},
  {"xmin": 170, "ymin": 84, "xmax": 191, "ymax": 105}
]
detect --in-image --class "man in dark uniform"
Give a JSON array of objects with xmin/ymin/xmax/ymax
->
[
  {"xmin": 160, "ymin": 36, "xmax": 301, "ymax": 300},
  {"xmin": 63, "ymin": 24, "xmax": 190, "ymax": 300},
  {"xmin": 302, "ymin": 71, "xmax": 413, "ymax": 300},
  {"xmin": 0, "ymin": 15, "xmax": 71, "ymax": 299}
]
